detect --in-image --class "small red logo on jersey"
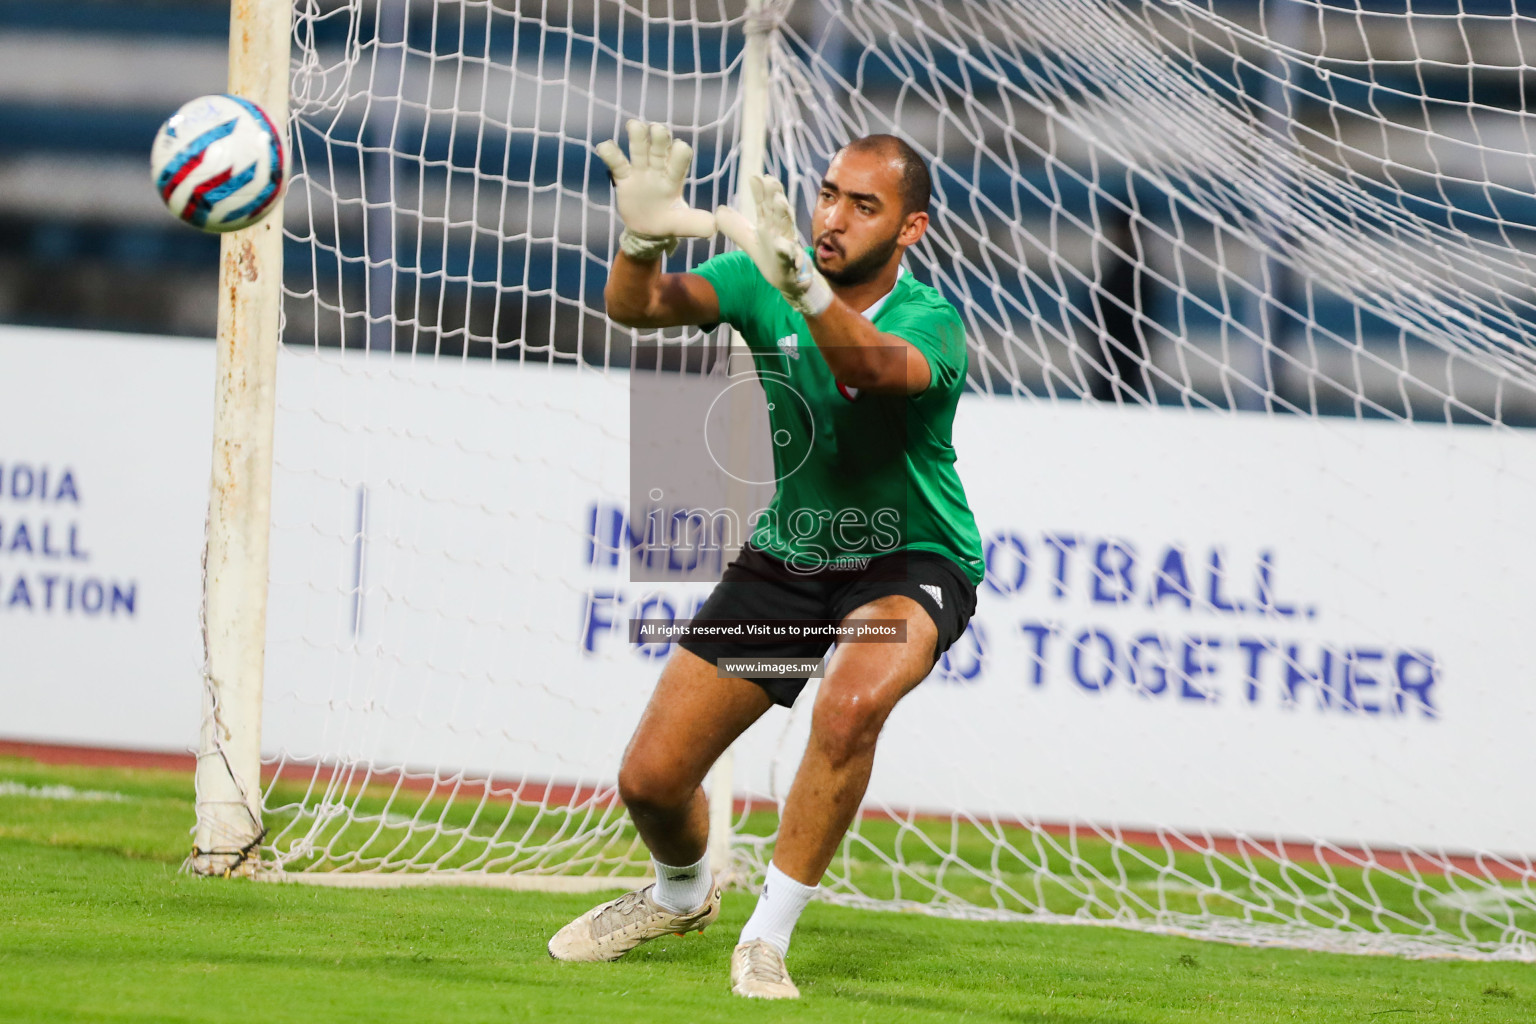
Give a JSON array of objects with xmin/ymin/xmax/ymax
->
[{"xmin": 836, "ymin": 381, "xmax": 860, "ymax": 401}]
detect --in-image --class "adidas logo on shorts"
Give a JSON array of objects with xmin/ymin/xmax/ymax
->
[{"xmin": 920, "ymin": 583, "xmax": 944, "ymax": 609}]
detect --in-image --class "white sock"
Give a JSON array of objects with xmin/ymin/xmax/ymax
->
[
  {"xmin": 651, "ymin": 852, "xmax": 713, "ymax": 913},
  {"xmin": 738, "ymin": 861, "xmax": 818, "ymax": 956}
]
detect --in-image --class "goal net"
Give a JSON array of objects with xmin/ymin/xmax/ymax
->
[{"xmin": 211, "ymin": 0, "xmax": 1536, "ymax": 960}]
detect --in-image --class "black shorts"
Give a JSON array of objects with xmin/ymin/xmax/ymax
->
[{"xmin": 678, "ymin": 544, "xmax": 978, "ymax": 707}]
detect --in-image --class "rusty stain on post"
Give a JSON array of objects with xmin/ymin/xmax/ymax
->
[{"xmin": 237, "ymin": 238, "xmax": 259, "ymax": 281}]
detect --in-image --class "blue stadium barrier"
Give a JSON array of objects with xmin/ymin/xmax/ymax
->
[{"xmin": 0, "ymin": 0, "xmax": 226, "ymax": 37}]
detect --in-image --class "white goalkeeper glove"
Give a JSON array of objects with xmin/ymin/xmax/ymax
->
[
  {"xmin": 716, "ymin": 175, "xmax": 834, "ymax": 317},
  {"xmin": 594, "ymin": 120, "xmax": 716, "ymax": 262}
]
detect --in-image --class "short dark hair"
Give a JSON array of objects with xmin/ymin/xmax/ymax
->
[{"xmin": 839, "ymin": 134, "xmax": 931, "ymax": 217}]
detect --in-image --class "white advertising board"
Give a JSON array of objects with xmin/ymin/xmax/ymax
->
[
  {"xmin": 5, "ymin": 326, "xmax": 1535, "ymax": 856},
  {"xmin": 0, "ymin": 325, "xmax": 213, "ymax": 752},
  {"xmin": 905, "ymin": 401, "xmax": 1536, "ymax": 854}
]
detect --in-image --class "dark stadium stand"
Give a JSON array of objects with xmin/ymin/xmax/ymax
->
[{"xmin": 2, "ymin": 0, "xmax": 1533, "ymax": 421}]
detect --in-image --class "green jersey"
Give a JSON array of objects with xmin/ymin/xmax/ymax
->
[{"xmin": 692, "ymin": 251, "xmax": 985, "ymax": 585}]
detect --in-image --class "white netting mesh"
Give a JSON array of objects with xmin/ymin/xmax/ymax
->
[{"xmin": 253, "ymin": 0, "xmax": 1536, "ymax": 959}]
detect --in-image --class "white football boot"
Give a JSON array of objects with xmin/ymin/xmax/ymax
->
[
  {"xmin": 729, "ymin": 939, "xmax": 800, "ymax": 999},
  {"xmin": 547, "ymin": 881, "xmax": 721, "ymax": 962}
]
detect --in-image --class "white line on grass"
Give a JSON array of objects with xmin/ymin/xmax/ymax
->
[{"xmin": 0, "ymin": 780, "xmax": 129, "ymax": 802}]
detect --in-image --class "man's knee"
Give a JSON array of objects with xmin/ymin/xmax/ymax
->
[
  {"xmin": 618, "ymin": 747, "xmax": 694, "ymax": 814},
  {"xmin": 809, "ymin": 685, "xmax": 891, "ymax": 767}
]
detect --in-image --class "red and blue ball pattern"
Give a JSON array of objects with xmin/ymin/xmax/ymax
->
[{"xmin": 151, "ymin": 94, "xmax": 286, "ymax": 233}]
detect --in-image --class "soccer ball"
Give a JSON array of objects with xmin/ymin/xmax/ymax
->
[{"xmin": 150, "ymin": 94, "xmax": 287, "ymax": 233}]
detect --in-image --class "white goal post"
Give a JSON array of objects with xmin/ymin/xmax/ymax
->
[
  {"xmin": 191, "ymin": 0, "xmax": 1536, "ymax": 961},
  {"xmin": 190, "ymin": 0, "xmax": 291, "ymax": 878}
]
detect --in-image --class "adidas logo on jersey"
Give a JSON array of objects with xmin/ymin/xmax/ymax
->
[
  {"xmin": 776, "ymin": 334, "xmax": 799, "ymax": 359},
  {"xmin": 920, "ymin": 583, "xmax": 944, "ymax": 609}
]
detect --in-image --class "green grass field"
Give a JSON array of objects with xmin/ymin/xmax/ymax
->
[{"xmin": 2, "ymin": 755, "xmax": 1534, "ymax": 1023}]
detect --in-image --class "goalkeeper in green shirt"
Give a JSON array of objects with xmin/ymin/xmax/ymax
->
[{"xmin": 548, "ymin": 121, "xmax": 984, "ymax": 1000}]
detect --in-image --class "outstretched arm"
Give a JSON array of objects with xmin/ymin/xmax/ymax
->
[
  {"xmin": 595, "ymin": 120, "xmax": 722, "ymax": 329},
  {"xmin": 797, "ymin": 296, "xmax": 931, "ymax": 394},
  {"xmin": 717, "ymin": 176, "xmax": 930, "ymax": 394},
  {"xmin": 605, "ymin": 250, "xmax": 722, "ymax": 329}
]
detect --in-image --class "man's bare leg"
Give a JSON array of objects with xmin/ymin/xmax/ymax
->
[
  {"xmin": 733, "ymin": 594, "xmax": 937, "ymax": 980},
  {"xmin": 548, "ymin": 647, "xmax": 772, "ymax": 961},
  {"xmin": 618, "ymin": 646, "xmax": 774, "ymax": 865},
  {"xmin": 773, "ymin": 594, "xmax": 938, "ymax": 884}
]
